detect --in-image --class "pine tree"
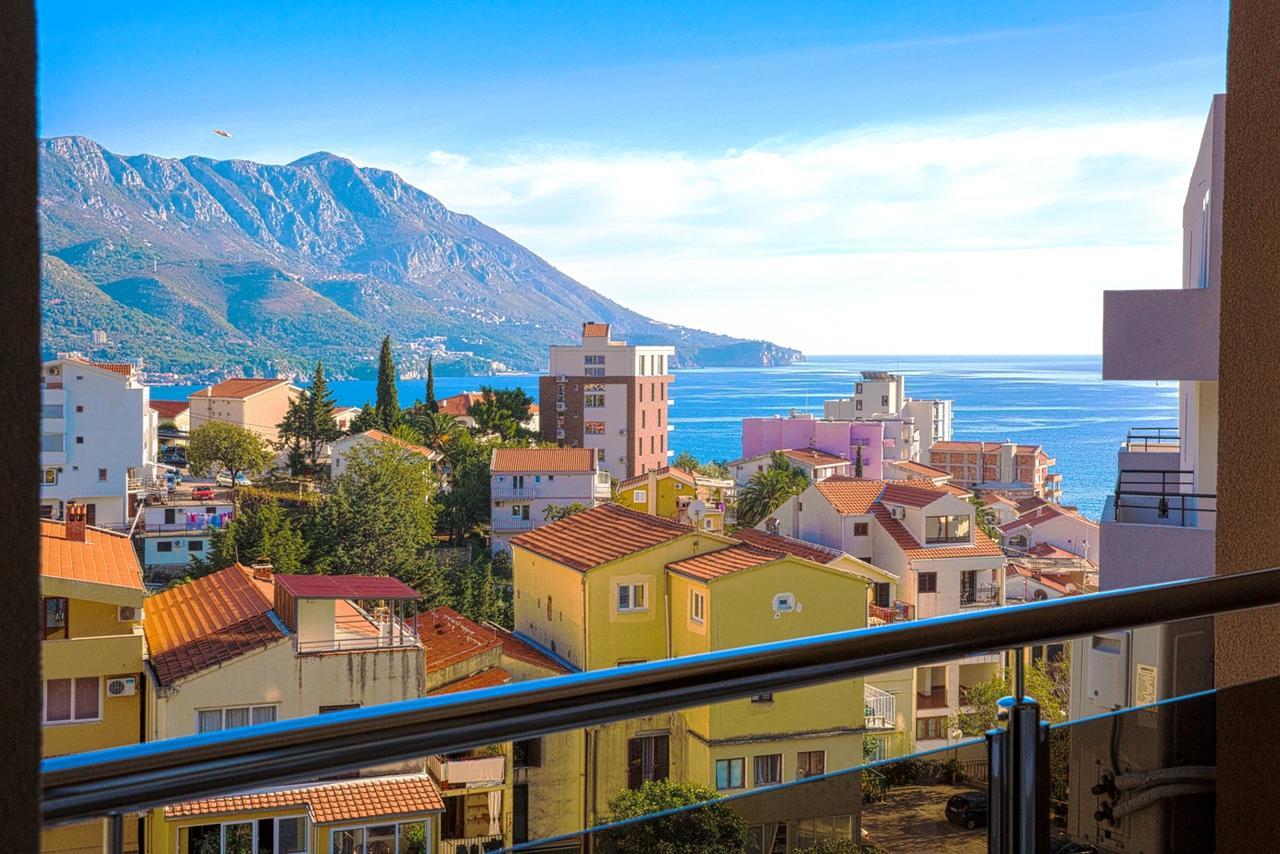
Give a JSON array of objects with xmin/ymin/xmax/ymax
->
[
  {"xmin": 425, "ymin": 356, "xmax": 438, "ymax": 414},
  {"xmin": 375, "ymin": 336, "xmax": 400, "ymax": 431},
  {"xmin": 304, "ymin": 360, "xmax": 341, "ymax": 466}
]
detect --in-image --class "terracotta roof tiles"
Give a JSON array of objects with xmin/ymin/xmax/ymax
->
[
  {"xmin": 581, "ymin": 322, "xmax": 611, "ymax": 338},
  {"xmin": 731, "ymin": 528, "xmax": 843, "ymax": 565},
  {"xmin": 667, "ymin": 544, "xmax": 781, "ymax": 581},
  {"xmin": 351, "ymin": 430, "xmax": 442, "ymax": 461},
  {"xmin": 149, "ymin": 400, "xmax": 190, "ymax": 419},
  {"xmin": 887, "ymin": 460, "xmax": 953, "ymax": 479},
  {"xmin": 510, "ymin": 503, "xmax": 690, "ymax": 571},
  {"xmin": 870, "ymin": 506, "xmax": 1005, "ymax": 561},
  {"xmin": 427, "ymin": 667, "xmax": 513, "ymax": 695},
  {"xmin": 39, "ymin": 520, "xmax": 144, "ymax": 591},
  {"xmin": 165, "ymin": 774, "xmax": 443, "ymax": 823},
  {"xmin": 491, "ymin": 447, "xmax": 596, "ymax": 474},
  {"xmin": 437, "ymin": 392, "xmax": 484, "ymax": 418},
  {"xmin": 880, "ymin": 481, "xmax": 951, "ymax": 508},
  {"xmin": 193, "ymin": 378, "xmax": 291, "ymax": 399},
  {"xmin": 812, "ymin": 477, "xmax": 885, "ymax": 516},
  {"xmin": 779, "ymin": 448, "xmax": 848, "ymax": 467},
  {"xmin": 617, "ymin": 466, "xmax": 697, "ymax": 490},
  {"xmin": 414, "ymin": 607, "xmax": 501, "ymax": 673}
]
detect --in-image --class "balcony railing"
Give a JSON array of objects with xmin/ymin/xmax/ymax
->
[
  {"xmin": 960, "ymin": 584, "xmax": 1001, "ymax": 608},
  {"xmin": 491, "ymin": 517, "xmax": 536, "ymax": 533},
  {"xmin": 41, "ymin": 566, "xmax": 1280, "ymax": 854},
  {"xmin": 1124, "ymin": 426, "xmax": 1181, "ymax": 451},
  {"xmin": 864, "ymin": 684, "xmax": 896, "ymax": 730},
  {"xmin": 441, "ymin": 834, "xmax": 503, "ymax": 853},
  {"xmin": 294, "ymin": 615, "xmax": 419, "ymax": 655},
  {"xmin": 428, "ymin": 752, "xmax": 506, "ymax": 787},
  {"xmin": 492, "ymin": 486, "xmax": 536, "ymax": 500},
  {"xmin": 868, "ymin": 600, "xmax": 914, "ymax": 624},
  {"xmin": 1114, "ymin": 469, "xmax": 1217, "ymax": 527}
]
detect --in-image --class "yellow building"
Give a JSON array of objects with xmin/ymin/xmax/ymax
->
[
  {"xmin": 510, "ymin": 504, "xmax": 879, "ymax": 851},
  {"xmin": 614, "ymin": 466, "xmax": 727, "ymax": 532},
  {"xmin": 143, "ymin": 564, "xmax": 442, "ymax": 853},
  {"xmin": 39, "ymin": 508, "xmax": 146, "ymax": 854}
]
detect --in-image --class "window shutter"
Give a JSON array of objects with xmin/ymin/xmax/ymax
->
[
  {"xmin": 653, "ymin": 735, "xmax": 670, "ymax": 781},
  {"xmin": 627, "ymin": 738, "xmax": 643, "ymax": 789}
]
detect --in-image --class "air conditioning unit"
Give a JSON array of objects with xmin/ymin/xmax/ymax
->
[
  {"xmin": 106, "ymin": 676, "xmax": 137, "ymax": 697},
  {"xmin": 890, "ymin": 506, "xmax": 906, "ymax": 520},
  {"xmin": 556, "ymin": 375, "xmax": 566, "ymax": 383},
  {"xmin": 118, "ymin": 605, "xmax": 143, "ymax": 622},
  {"xmin": 556, "ymin": 402, "xmax": 566, "ymax": 412}
]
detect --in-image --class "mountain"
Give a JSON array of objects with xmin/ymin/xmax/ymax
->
[{"xmin": 38, "ymin": 136, "xmax": 802, "ymax": 381}]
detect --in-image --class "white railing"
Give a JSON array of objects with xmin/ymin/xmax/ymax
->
[
  {"xmin": 429, "ymin": 753, "xmax": 506, "ymax": 786},
  {"xmin": 864, "ymin": 684, "xmax": 896, "ymax": 730},
  {"xmin": 492, "ymin": 486, "xmax": 536, "ymax": 500},
  {"xmin": 492, "ymin": 518, "xmax": 536, "ymax": 533}
]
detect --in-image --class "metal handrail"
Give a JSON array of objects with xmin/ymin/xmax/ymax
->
[{"xmin": 42, "ymin": 566, "xmax": 1280, "ymax": 826}]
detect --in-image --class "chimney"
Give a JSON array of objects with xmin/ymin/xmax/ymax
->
[
  {"xmin": 65, "ymin": 503, "xmax": 87, "ymax": 542},
  {"xmin": 250, "ymin": 561, "xmax": 273, "ymax": 581}
]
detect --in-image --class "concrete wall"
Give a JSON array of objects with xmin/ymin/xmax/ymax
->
[{"xmin": 1099, "ymin": 519, "xmax": 1214, "ymax": 590}]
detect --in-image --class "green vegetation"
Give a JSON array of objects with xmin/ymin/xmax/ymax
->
[
  {"xmin": 971, "ymin": 495, "xmax": 1000, "ymax": 541},
  {"xmin": 854, "ymin": 444, "xmax": 864, "ymax": 478},
  {"xmin": 197, "ymin": 499, "xmax": 308, "ymax": 576},
  {"xmin": 375, "ymin": 335, "xmax": 401, "ymax": 430},
  {"xmin": 671, "ymin": 450, "xmax": 730, "ymax": 479},
  {"xmin": 594, "ymin": 780, "xmax": 748, "ymax": 854},
  {"xmin": 950, "ymin": 654, "xmax": 1070, "ymax": 737},
  {"xmin": 469, "ymin": 385, "xmax": 535, "ymax": 439},
  {"xmin": 735, "ymin": 451, "xmax": 809, "ymax": 528},
  {"xmin": 408, "ymin": 410, "xmax": 464, "ymax": 452},
  {"xmin": 186, "ymin": 421, "xmax": 273, "ymax": 486},
  {"xmin": 349, "ymin": 403, "xmax": 380, "ymax": 434},
  {"xmin": 424, "ymin": 356, "xmax": 437, "ymax": 413},
  {"xmin": 543, "ymin": 502, "xmax": 589, "ymax": 522}
]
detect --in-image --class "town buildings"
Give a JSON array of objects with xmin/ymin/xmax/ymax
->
[
  {"xmin": 740, "ymin": 412, "xmax": 886, "ymax": 480},
  {"xmin": 135, "ymin": 497, "xmax": 236, "ymax": 581},
  {"xmin": 39, "ymin": 509, "xmax": 146, "ymax": 854},
  {"xmin": 998, "ymin": 501, "xmax": 1099, "ymax": 563},
  {"xmin": 614, "ymin": 465, "xmax": 728, "ymax": 532},
  {"xmin": 729, "ymin": 447, "xmax": 851, "ymax": 486},
  {"xmin": 489, "ymin": 447, "xmax": 612, "ymax": 552},
  {"xmin": 188, "ymin": 377, "xmax": 298, "ymax": 446},
  {"xmin": 329, "ymin": 429, "xmax": 442, "ymax": 480},
  {"xmin": 40, "ymin": 357, "xmax": 159, "ymax": 527},
  {"xmin": 822, "ymin": 371, "xmax": 953, "ymax": 463},
  {"xmin": 508, "ymin": 503, "xmax": 880, "ymax": 849},
  {"xmin": 928, "ymin": 439, "xmax": 1062, "ymax": 502},
  {"xmin": 538, "ymin": 323, "xmax": 675, "ymax": 479}
]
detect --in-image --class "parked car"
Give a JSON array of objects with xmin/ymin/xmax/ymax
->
[
  {"xmin": 165, "ymin": 471, "xmax": 176, "ymax": 492},
  {"xmin": 216, "ymin": 472, "xmax": 252, "ymax": 487},
  {"xmin": 945, "ymin": 791, "xmax": 988, "ymax": 830},
  {"xmin": 191, "ymin": 487, "xmax": 215, "ymax": 501}
]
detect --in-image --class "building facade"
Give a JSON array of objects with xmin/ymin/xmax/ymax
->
[
  {"xmin": 928, "ymin": 440, "xmax": 1061, "ymax": 502},
  {"xmin": 614, "ymin": 465, "xmax": 727, "ymax": 532},
  {"xmin": 538, "ymin": 323, "xmax": 675, "ymax": 479},
  {"xmin": 188, "ymin": 378, "xmax": 298, "ymax": 446},
  {"xmin": 135, "ymin": 498, "xmax": 236, "ymax": 581},
  {"xmin": 822, "ymin": 372, "xmax": 954, "ymax": 461},
  {"xmin": 40, "ymin": 357, "xmax": 159, "ymax": 527},
  {"xmin": 740, "ymin": 412, "xmax": 886, "ymax": 480},
  {"xmin": 489, "ymin": 447, "xmax": 612, "ymax": 552}
]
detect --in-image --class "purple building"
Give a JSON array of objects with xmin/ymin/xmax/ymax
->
[{"xmin": 740, "ymin": 412, "xmax": 886, "ymax": 480}]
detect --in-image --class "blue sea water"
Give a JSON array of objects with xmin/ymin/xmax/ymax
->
[{"xmin": 152, "ymin": 355, "xmax": 1177, "ymax": 520}]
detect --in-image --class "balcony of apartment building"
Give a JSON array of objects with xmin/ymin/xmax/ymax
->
[
  {"xmin": 274, "ymin": 575, "xmax": 422, "ymax": 655},
  {"xmin": 916, "ymin": 665, "xmax": 948, "ymax": 710},
  {"xmin": 868, "ymin": 600, "xmax": 914, "ymax": 625},
  {"xmin": 437, "ymin": 782, "xmax": 505, "ymax": 853},
  {"xmin": 864, "ymin": 685, "xmax": 897, "ymax": 731},
  {"xmin": 39, "ymin": 430, "xmax": 65, "ymax": 466},
  {"xmin": 491, "ymin": 514, "xmax": 536, "ymax": 534},
  {"xmin": 491, "ymin": 484, "xmax": 537, "ymax": 500},
  {"xmin": 428, "ymin": 751, "xmax": 506, "ymax": 790},
  {"xmin": 1102, "ymin": 287, "xmax": 1218, "ymax": 382},
  {"xmin": 1102, "ymin": 465, "xmax": 1216, "ymax": 589}
]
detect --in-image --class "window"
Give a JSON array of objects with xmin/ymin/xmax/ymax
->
[
  {"xmin": 716, "ymin": 757, "xmax": 746, "ymax": 790},
  {"xmin": 855, "ymin": 382, "xmax": 864, "ymax": 394},
  {"xmin": 98, "ymin": 468, "xmax": 108, "ymax": 482},
  {"xmin": 189, "ymin": 539, "xmax": 204, "ymax": 552},
  {"xmin": 43, "ymin": 596, "xmax": 68, "ymax": 640},
  {"xmin": 641, "ymin": 411, "xmax": 646, "ymax": 428},
  {"xmin": 853, "ymin": 522, "xmax": 869, "ymax": 536},
  {"xmin": 585, "ymin": 393, "xmax": 605, "ymax": 407},
  {"xmin": 585, "ymin": 421, "xmax": 605, "ymax": 434},
  {"xmin": 319, "ymin": 704, "xmax": 360, "ymax": 714},
  {"xmin": 855, "ymin": 400, "xmax": 863, "ymax": 411},
  {"xmin": 873, "ymin": 582, "xmax": 891, "ymax": 608},
  {"xmin": 585, "ymin": 367, "xmax": 605, "ymax": 377},
  {"xmin": 514, "ymin": 737, "xmax": 543, "ymax": 768},
  {"xmin": 617, "ymin": 582, "xmax": 647, "ymax": 612},
  {"xmin": 627, "ymin": 733, "xmax": 669, "ymax": 788},
  {"xmin": 796, "ymin": 815, "xmax": 856, "ymax": 848},
  {"xmin": 43, "ymin": 677, "xmax": 99, "ymax": 723},
  {"xmin": 746, "ymin": 826, "xmax": 766, "ymax": 854},
  {"xmin": 631, "ymin": 489, "xmax": 646, "ymax": 503},
  {"xmin": 690, "ymin": 590, "xmax": 706, "ymax": 624},
  {"xmin": 926, "ymin": 514, "xmax": 971, "ymax": 544},
  {"xmin": 41, "ymin": 467, "xmax": 59, "ymax": 485},
  {"xmin": 41, "ymin": 434, "xmax": 64, "ymax": 452},
  {"xmin": 196, "ymin": 704, "xmax": 277, "ymax": 733},
  {"xmin": 882, "ymin": 395, "xmax": 890, "ymax": 406},
  {"xmin": 754, "ymin": 754, "xmax": 782, "ymax": 786},
  {"xmin": 796, "ymin": 750, "xmax": 825, "ymax": 780},
  {"xmin": 916, "ymin": 715, "xmax": 946, "ymax": 740},
  {"xmin": 547, "ymin": 595, "xmax": 553, "ymax": 621},
  {"xmin": 917, "ymin": 572, "xmax": 938, "ymax": 594},
  {"xmin": 584, "ymin": 355, "xmax": 605, "ymax": 365},
  {"xmin": 617, "ymin": 659, "xmax": 647, "ymax": 666},
  {"xmin": 41, "ymin": 403, "xmax": 63, "ymax": 418},
  {"xmin": 331, "ymin": 821, "xmax": 428, "ymax": 854},
  {"xmin": 157, "ymin": 541, "xmax": 173, "ymax": 553},
  {"xmin": 772, "ymin": 592, "xmax": 795, "ymax": 612},
  {"xmin": 76, "ymin": 436, "xmax": 85, "ymax": 444},
  {"xmin": 597, "ymin": 448, "xmax": 606, "ymax": 463},
  {"xmin": 75, "ymin": 404, "xmax": 84, "ymax": 413}
]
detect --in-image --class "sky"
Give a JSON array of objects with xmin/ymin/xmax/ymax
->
[{"xmin": 37, "ymin": 1, "xmax": 1228, "ymax": 355}]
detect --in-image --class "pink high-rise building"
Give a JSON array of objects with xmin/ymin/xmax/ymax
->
[{"xmin": 739, "ymin": 412, "xmax": 885, "ymax": 480}]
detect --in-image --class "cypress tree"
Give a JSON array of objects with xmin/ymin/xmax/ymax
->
[
  {"xmin": 425, "ymin": 356, "xmax": 438, "ymax": 414},
  {"xmin": 375, "ymin": 336, "xmax": 400, "ymax": 430},
  {"xmin": 855, "ymin": 444, "xmax": 864, "ymax": 478}
]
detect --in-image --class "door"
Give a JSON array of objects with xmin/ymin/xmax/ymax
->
[
  {"xmin": 84, "ymin": 503, "xmax": 96, "ymax": 526},
  {"xmin": 513, "ymin": 783, "xmax": 529, "ymax": 843}
]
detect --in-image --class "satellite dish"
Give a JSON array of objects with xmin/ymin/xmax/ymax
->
[{"xmin": 687, "ymin": 500, "xmax": 707, "ymax": 525}]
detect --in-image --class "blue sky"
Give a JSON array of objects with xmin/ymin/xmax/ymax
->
[{"xmin": 38, "ymin": 1, "xmax": 1228, "ymax": 354}]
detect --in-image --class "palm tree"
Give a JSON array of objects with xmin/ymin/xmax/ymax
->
[
  {"xmin": 735, "ymin": 455, "xmax": 809, "ymax": 528},
  {"xmin": 411, "ymin": 410, "xmax": 463, "ymax": 451}
]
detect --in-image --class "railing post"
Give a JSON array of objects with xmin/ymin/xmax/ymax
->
[
  {"xmin": 106, "ymin": 812, "xmax": 123, "ymax": 854},
  {"xmin": 986, "ymin": 725, "xmax": 1008, "ymax": 854},
  {"xmin": 988, "ymin": 653, "xmax": 1049, "ymax": 853}
]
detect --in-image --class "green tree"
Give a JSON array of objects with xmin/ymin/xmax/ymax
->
[
  {"xmin": 543, "ymin": 502, "xmax": 589, "ymax": 522},
  {"xmin": 187, "ymin": 421, "xmax": 273, "ymax": 487},
  {"xmin": 278, "ymin": 393, "xmax": 311, "ymax": 475},
  {"xmin": 198, "ymin": 500, "xmax": 308, "ymax": 576},
  {"xmin": 971, "ymin": 495, "xmax": 1000, "ymax": 541},
  {"xmin": 735, "ymin": 452, "xmax": 809, "ymax": 528},
  {"xmin": 308, "ymin": 441, "xmax": 441, "ymax": 584},
  {"xmin": 854, "ymin": 444, "xmax": 864, "ymax": 478},
  {"xmin": 950, "ymin": 654, "xmax": 1070, "ymax": 737},
  {"xmin": 672, "ymin": 451, "xmax": 700, "ymax": 472},
  {"xmin": 410, "ymin": 411, "xmax": 464, "ymax": 452},
  {"xmin": 303, "ymin": 360, "xmax": 342, "ymax": 467},
  {"xmin": 594, "ymin": 779, "xmax": 748, "ymax": 854},
  {"xmin": 349, "ymin": 402, "xmax": 381, "ymax": 434},
  {"xmin": 375, "ymin": 336, "xmax": 400, "ymax": 431},
  {"xmin": 391, "ymin": 423, "xmax": 426, "ymax": 446},
  {"xmin": 424, "ymin": 356, "xmax": 438, "ymax": 414},
  {"xmin": 439, "ymin": 433, "xmax": 493, "ymax": 544},
  {"xmin": 470, "ymin": 385, "xmax": 533, "ymax": 439}
]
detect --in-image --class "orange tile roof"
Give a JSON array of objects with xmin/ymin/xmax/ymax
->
[
  {"xmin": 39, "ymin": 520, "xmax": 144, "ymax": 590},
  {"xmin": 1026, "ymin": 542, "xmax": 1081, "ymax": 560},
  {"xmin": 194, "ymin": 378, "xmax": 290, "ymax": 399},
  {"xmin": 931, "ymin": 440, "xmax": 1045, "ymax": 455},
  {"xmin": 870, "ymin": 506, "xmax": 1005, "ymax": 561},
  {"xmin": 667, "ymin": 543, "xmax": 782, "ymax": 581},
  {"xmin": 354, "ymin": 429, "xmax": 442, "ymax": 460},
  {"xmin": 414, "ymin": 607, "xmax": 500, "ymax": 673},
  {"xmin": 427, "ymin": 667, "xmax": 513, "ymax": 695},
  {"xmin": 489, "ymin": 626, "xmax": 573, "ymax": 674},
  {"xmin": 510, "ymin": 503, "xmax": 690, "ymax": 571},
  {"xmin": 144, "ymin": 564, "xmax": 285, "ymax": 686},
  {"xmin": 617, "ymin": 465, "xmax": 697, "ymax": 490},
  {"xmin": 149, "ymin": 400, "xmax": 190, "ymax": 419},
  {"xmin": 437, "ymin": 391, "xmax": 485, "ymax": 417},
  {"xmin": 888, "ymin": 460, "xmax": 952, "ymax": 479},
  {"xmin": 492, "ymin": 447, "xmax": 596, "ymax": 474},
  {"xmin": 1015, "ymin": 496, "xmax": 1051, "ymax": 514},
  {"xmin": 812, "ymin": 477, "xmax": 885, "ymax": 516},
  {"xmin": 1007, "ymin": 563, "xmax": 1074, "ymax": 596},
  {"xmin": 93, "ymin": 362, "xmax": 136, "ymax": 376},
  {"xmin": 982, "ymin": 493, "xmax": 1019, "ymax": 508},
  {"xmin": 779, "ymin": 448, "xmax": 848, "ymax": 467},
  {"xmin": 582, "ymin": 322, "xmax": 611, "ymax": 338},
  {"xmin": 880, "ymin": 482, "xmax": 950, "ymax": 508},
  {"xmin": 731, "ymin": 528, "xmax": 842, "ymax": 564},
  {"xmin": 165, "ymin": 774, "xmax": 444, "ymax": 823}
]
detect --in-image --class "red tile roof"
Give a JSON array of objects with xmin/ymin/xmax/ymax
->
[
  {"xmin": 1016, "ymin": 496, "xmax": 1052, "ymax": 514},
  {"xmin": 39, "ymin": 520, "xmax": 144, "ymax": 590},
  {"xmin": 812, "ymin": 477, "xmax": 885, "ymax": 516},
  {"xmin": 273, "ymin": 574, "xmax": 420, "ymax": 600},
  {"xmin": 982, "ymin": 494, "xmax": 1019, "ymax": 508},
  {"xmin": 1026, "ymin": 542, "xmax": 1080, "ymax": 560},
  {"xmin": 1007, "ymin": 563, "xmax": 1074, "ymax": 596},
  {"xmin": 870, "ymin": 506, "xmax": 1005, "ymax": 561},
  {"xmin": 582, "ymin": 322, "xmax": 611, "ymax": 338},
  {"xmin": 667, "ymin": 544, "xmax": 781, "ymax": 581},
  {"xmin": 92, "ymin": 362, "xmax": 136, "ymax": 376},
  {"xmin": 144, "ymin": 565, "xmax": 285, "ymax": 686},
  {"xmin": 427, "ymin": 667, "xmax": 513, "ymax": 695},
  {"xmin": 414, "ymin": 607, "xmax": 500, "ymax": 673},
  {"xmin": 165, "ymin": 774, "xmax": 444, "ymax": 823},
  {"xmin": 880, "ymin": 482, "xmax": 950, "ymax": 509},
  {"xmin": 779, "ymin": 448, "xmax": 848, "ymax": 467},
  {"xmin": 731, "ymin": 528, "xmax": 842, "ymax": 564},
  {"xmin": 149, "ymin": 400, "xmax": 190, "ymax": 419},
  {"xmin": 489, "ymin": 626, "xmax": 573, "ymax": 674},
  {"xmin": 510, "ymin": 503, "xmax": 690, "ymax": 571},
  {"xmin": 491, "ymin": 447, "xmax": 596, "ymax": 474},
  {"xmin": 617, "ymin": 465, "xmax": 697, "ymax": 490},
  {"xmin": 437, "ymin": 392, "xmax": 485, "ymax": 417},
  {"xmin": 931, "ymin": 440, "xmax": 1046, "ymax": 455},
  {"xmin": 350, "ymin": 429, "xmax": 442, "ymax": 460},
  {"xmin": 888, "ymin": 460, "xmax": 953, "ymax": 479},
  {"xmin": 193, "ymin": 378, "xmax": 291, "ymax": 399}
]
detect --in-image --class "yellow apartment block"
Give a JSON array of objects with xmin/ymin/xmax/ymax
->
[{"xmin": 614, "ymin": 465, "xmax": 727, "ymax": 532}]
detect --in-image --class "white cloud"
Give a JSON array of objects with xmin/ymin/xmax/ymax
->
[{"xmin": 380, "ymin": 109, "xmax": 1206, "ymax": 354}]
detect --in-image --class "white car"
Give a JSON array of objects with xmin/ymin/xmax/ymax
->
[{"xmin": 215, "ymin": 472, "xmax": 252, "ymax": 487}]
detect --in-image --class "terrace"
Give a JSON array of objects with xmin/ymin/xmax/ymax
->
[{"xmin": 272, "ymin": 575, "xmax": 421, "ymax": 655}]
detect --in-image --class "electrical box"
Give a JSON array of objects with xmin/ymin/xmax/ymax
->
[{"xmin": 1086, "ymin": 631, "xmax": 1130, "ymax": 710}]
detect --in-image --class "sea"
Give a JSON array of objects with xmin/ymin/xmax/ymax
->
[{"xmin": 152, "ymin": 355, "xmax": 1178, "ymax": 520}]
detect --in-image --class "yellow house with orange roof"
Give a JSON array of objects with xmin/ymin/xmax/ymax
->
[
  {"xmin": 39, "ymin": 506, "xmax": 146, "ymax": 854},
  {"xmin": 614, "ymin": 466, "xmax": 726, "ymax": 532},
  {"xmin": 509, "ymin": 503, "xmax": 875, "ymax": 851}
]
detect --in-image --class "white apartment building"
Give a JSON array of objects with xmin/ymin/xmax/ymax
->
[
  {"xmin": 823, "ymin": 371, "xmax": 953, "ymax": 463},
  {"xmin": 329, "ymin": 430, "xmax": 441, "ymax": 480},
  {"xmin": 39, "ymin": 357, "xmax": 159, "ymax": 528},
  {"xmin": 539, "ymin": 323, "xmax": 676, "ymax": 480},
  {"xmin": 768, "ymin": 476, "xmax": 1005, "ymax": 750},
  {"xmin": 489, "ymin": 447, "xmax": 612, "ymax": 552}
]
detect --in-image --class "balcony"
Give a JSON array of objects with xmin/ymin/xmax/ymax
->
[
  {"xmin": 868, "ymin": 600, "xmax": 914, "ymax": 625},
  {"xmin": 864, "ymin": 684, "xmax": 896, "ymax": 730},
  {"xmin": 1112, "ymin": 469, "xmax": 1216, "ymax": 528},
  {"xmin": 1102, "ymin": 286, "xmax": 1218, "ymax": 381},
  {"xmin": 960, "ymin": 584, "xmax": 1001, "ymax": 609},
  {"xmin": 441, "ymin": 834, "xmax": 503, "ymax": 853},
  {"xmin": 916, "ymin": 685, "xmax": 948, "ymax": 710},
  {"xmin": 428, "ymin": 752, "xmax": 506, "ymax": 788},
  {"xmin": 491, "ymin": 517, "xmax": 535, "ymax": 533},
  {"xmin": 492, "ymin": 486, "xmax": 536, "ymax": 500}
]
